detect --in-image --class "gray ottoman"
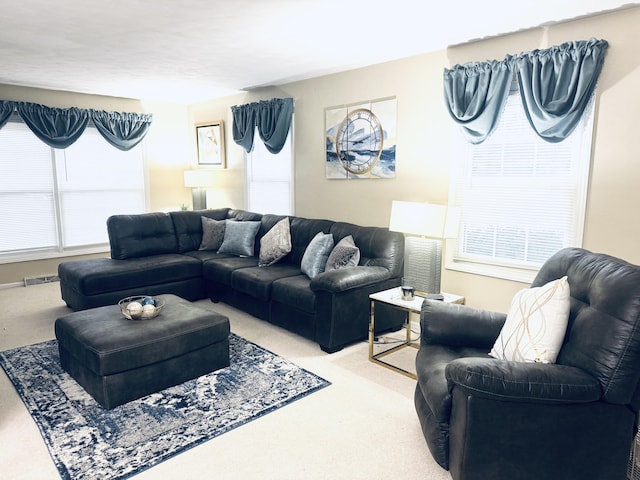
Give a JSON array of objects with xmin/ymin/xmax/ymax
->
[{"xmin": 54, "ymin": 294, "xmax": 230, "ymax": 409}]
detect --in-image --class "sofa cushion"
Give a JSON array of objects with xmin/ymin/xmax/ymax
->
[
  {"xmin": 202, "ymin": 256, "xmax": 259, "ymax": 285},
  {"xmin": 226, "ymin": 209, "xmax": 263, "ymax": 222},
  {"xmin": 301, "ymin": 232, "xmax": 334, "ymax": 278},
  {"xmin": 231, "ymin": 264, "xmax": 303, "ymax": 301},
  {"xmin": 259, "ymin": 217, "xmax": 292, "ymax": 266},
  {"xmin": 184, "ymin": 250, "xmax": 232, "ymax": 262},
  {"xmin": 326, "ymin": 235, "xmax": 360, "ymax": 271},
  {"xmin": 271, "ymin": 275, "xmax": 316, "ymax": 314},
  {"xmin": 170, "ymin": 209, "xmax": 229, "ymax": 253},
  {"xmin": 58, "ymin": 255, "xmax": 202, "ymax": 296},
  {"xmin": 107, "ymin": 212, "xmax": 178, "ymax": 260},
  {"xmin": 490, "ymin": 276, "xmax": 570, "ymax": 364},
  {"xmin": 199, "ymin": 217, "xmax": 226, "ymax": 251},
  {"xmin": 218, "ymin": 220, "xmax": 261, "ymax": 256}
]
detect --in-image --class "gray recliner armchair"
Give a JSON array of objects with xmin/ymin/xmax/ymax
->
[{"xmin": 414, "ymin": 247, "xmax": 640, "ymax": 480}]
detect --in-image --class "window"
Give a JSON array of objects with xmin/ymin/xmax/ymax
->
[
  {"xmin": 447, "ymin": 88, "xmax": 594, "ymax": 283},
  {"xmin": 0, "ymin": 119, "xmax": 146, "ymax": 263},
  {"xmin": 245, "ymin": 127, "xmax": 293, "ymax": 215}
]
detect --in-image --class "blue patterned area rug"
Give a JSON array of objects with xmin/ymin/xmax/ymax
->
[{"xmin": 0, "ymin": 333, "xmax": 330, "ymax": 480}]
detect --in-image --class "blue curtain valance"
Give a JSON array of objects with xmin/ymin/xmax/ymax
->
[
  {"xmin": 231, "ymin": 97, "xmax": 294, "ymax": 154},
  {"xmin": 443, "ymin": 58, "xmax": 513, "ymax": 144},
  {"xmin": 231, "ymin": 103, "xmax": 257, "ymax": 153},
  {"xmin": 17, "ymin": 102, "xmax": 90, "ymax": 149},
  {"xmin": 516, "ymin": 38, "xmax": 608, "ymax": 143},
  {"xmin": 444, "ymin": 38, "xmax": 608, "ymax": 144},
  {"xmin": 0, "ymin": 100, "xmax": 153, "ymax": 150},
  {"xmin": 0, "ymin": 101, "xmax": 15, "ymax": 130},
  {"xmin": 91, "ymin": 110, "xmax": 152, "ymax": 151}
]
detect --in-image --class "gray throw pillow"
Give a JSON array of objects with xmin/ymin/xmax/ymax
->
[
  {"xmin": 301, "ymin": 232, "xmax": 334, "ymax": 278},
  {"xmin": 217, "ymin": 220, "xmax": 261, "ymax": 256},
  {"xmin": 199, "ymin": 217, "xmax": 226, "ymax": 251},
  {"xmin": 259, "ymin": 218, "xmax": 292, "ymax": 266},
  {"xmin": 325, "ymin": 235, "xmax": 360, "ymax": 271}
]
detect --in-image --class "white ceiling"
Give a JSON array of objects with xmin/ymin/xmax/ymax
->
[{"xmin": 0, "ymin": 0, "xmax": 636, "ymax": 104}]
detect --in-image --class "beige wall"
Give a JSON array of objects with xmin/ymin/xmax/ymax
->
[
  {"xmin": 1, "ymin": 7, "xmax": 638, "ymax": 313},
  {"xmin": 188, "ymin": 7, "xmax": 640, "ymax": 311},
  {"xmin": 188, "ymin": 93, "xmax": 251, "ymax": 209}
]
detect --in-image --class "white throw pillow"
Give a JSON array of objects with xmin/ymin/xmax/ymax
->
[{"xmin": 489, "ymin": 276, "xmax": 570, "ymax": 364}]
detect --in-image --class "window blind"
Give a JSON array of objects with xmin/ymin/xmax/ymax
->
[
  {"xmin": 449, "ymin": 91, "xmax": 594, "ymax": 281},
  {"xmin": 0, "ymin": 119, "xmax": 146, "ymax": 261}
]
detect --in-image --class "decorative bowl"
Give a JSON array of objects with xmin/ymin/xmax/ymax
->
[{"xmin": 118, "ymin": 295, "xmax": 164, "ymax": 320}]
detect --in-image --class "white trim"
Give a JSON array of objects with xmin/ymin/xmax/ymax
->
[
  {"xmin": 445, "ymin": 257, "xmax": 536, "ymax": 285},
  {"xmin": 445, "ymin": 238, "xmax": 537, "ymax": 284},
  {"xmin": 0, "ymin": 245, "xmax": 109, "ymax": 265}
]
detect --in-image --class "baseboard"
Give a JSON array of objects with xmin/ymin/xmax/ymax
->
[
  {"xmin": 0, "ymin": 275, "xmax": 60, "ymax": 290},
  {"xmin": 0, "ymin": 281, "xmax": 25, "ymax": 290}
]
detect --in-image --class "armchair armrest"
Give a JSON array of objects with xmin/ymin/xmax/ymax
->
[
  {"xmin": 421, "ymin": 300, "xmax": 506, "ymax": 349},
  {"xmin": 446, "ymin": 357, "xmax": 602, "ymax": 404},
  {"xmin": 310, "ymin": 266, "xmax": 391, "ymax": 293}
]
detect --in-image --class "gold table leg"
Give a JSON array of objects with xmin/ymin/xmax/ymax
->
[{"xmin": 368, "ymin": 298, "xmax": 417, "ymax": 380}]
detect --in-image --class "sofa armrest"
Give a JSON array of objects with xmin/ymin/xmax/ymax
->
[
  {"xmin": 310, "ymin": 266, "xmax": 391, "ymax": 293},
  {"xmin": 421, "ymin": 300, "xmax": 506, "ymax": 349},
  {"xmin": 446, "ymin": 357, "xmax": 602, "ymax": 404}
]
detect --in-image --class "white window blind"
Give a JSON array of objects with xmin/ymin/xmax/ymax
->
[
  {"xmin": 0, "ymin": 121, "xmax": 57, "ymax": 253},
  {"xmin": 55, "ymin": 127, "xmax": 146, "ymax": 248},
  {"xmin": 246, "ymin": 127, "xmax": 293, "ymax": 215},
  {"xmin": 448, "ymin": 90, "xmax": 594, "ymax": 283},
  {"xmin": 0, "ymin": 119, "xmax": 146, "ymax": 262}
]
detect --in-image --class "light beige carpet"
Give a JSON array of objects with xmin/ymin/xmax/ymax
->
[{"xmin": 0, "ymin": 282, "xmax": 451, "ymax": 480}]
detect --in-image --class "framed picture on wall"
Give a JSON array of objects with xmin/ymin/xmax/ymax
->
[
  {"xmin": 196, "ymin": 121, "xmax": 226, "ymax": 167},
  {"xmin": 324, "ymin": 97, "xmax": 396, "ymax": 179}
]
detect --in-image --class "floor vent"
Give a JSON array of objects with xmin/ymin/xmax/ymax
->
[{"xmin": 24, "ymin": 275, "xmax": 60, "ymax": 287}]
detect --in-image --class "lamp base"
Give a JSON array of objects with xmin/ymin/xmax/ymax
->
[
  {"xmin": 403, "ymin": 237, "xmax": 442, "ymax": 295},
  {"xmin": 192, "ymin": 189, "xmax": 206, "ymax": 211}
]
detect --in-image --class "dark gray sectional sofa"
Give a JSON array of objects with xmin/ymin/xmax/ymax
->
[{"xmin": 58, "ymin": 208, "xmax": 405, "ymax": 352}]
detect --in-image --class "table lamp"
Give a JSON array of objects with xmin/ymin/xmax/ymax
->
[
  {"xmin": 389, "ymin": 201, "xmax": 461, "ymax": 297},
  {"xmin": 183, "ymin": 170, "xmax": 215, "ymax": 210}
]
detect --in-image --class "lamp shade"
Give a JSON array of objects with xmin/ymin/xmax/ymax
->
[
  {"xmin": 389, "ymin": 201, "xmax": 460, "ymax": 239},
  {"xmin": 183, "ymin": 170, "xmax": 215, "ymax": 188}
]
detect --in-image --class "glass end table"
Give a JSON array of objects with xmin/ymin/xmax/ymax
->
[{"xmin": 368, "ymin": 287, "xmax": 465, "ymax": 379}]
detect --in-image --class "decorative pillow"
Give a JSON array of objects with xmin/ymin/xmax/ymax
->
[
  {"xmin": 199, "ymin": 217, "xmax": 226, "ymax": 251},
  {"xmin": 489, "ymin": 276, "xmax": 570, "ymax": 364},
  {"xmin": 259, "ymin": 218, "xmax": 292, "ymax": 267},
  {"xmin": 217, "ymin": 220, "xmax": 261, "ymax": 257},
  {"xmin": 325, "ymin": 235, "xmax": 360, "ymax": 271},
  {"xmin": 301, "ymin": 232, "xmax": 334, "ymax": 279}
]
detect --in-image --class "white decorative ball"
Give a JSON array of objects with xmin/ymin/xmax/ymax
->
[
  {"xmin": 142, "ymin": 303, "xmax": 156, "ymax": 318},
  {"xmin": 127, "ymin": 301, "xmax": 143, "ymax": 319}
]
